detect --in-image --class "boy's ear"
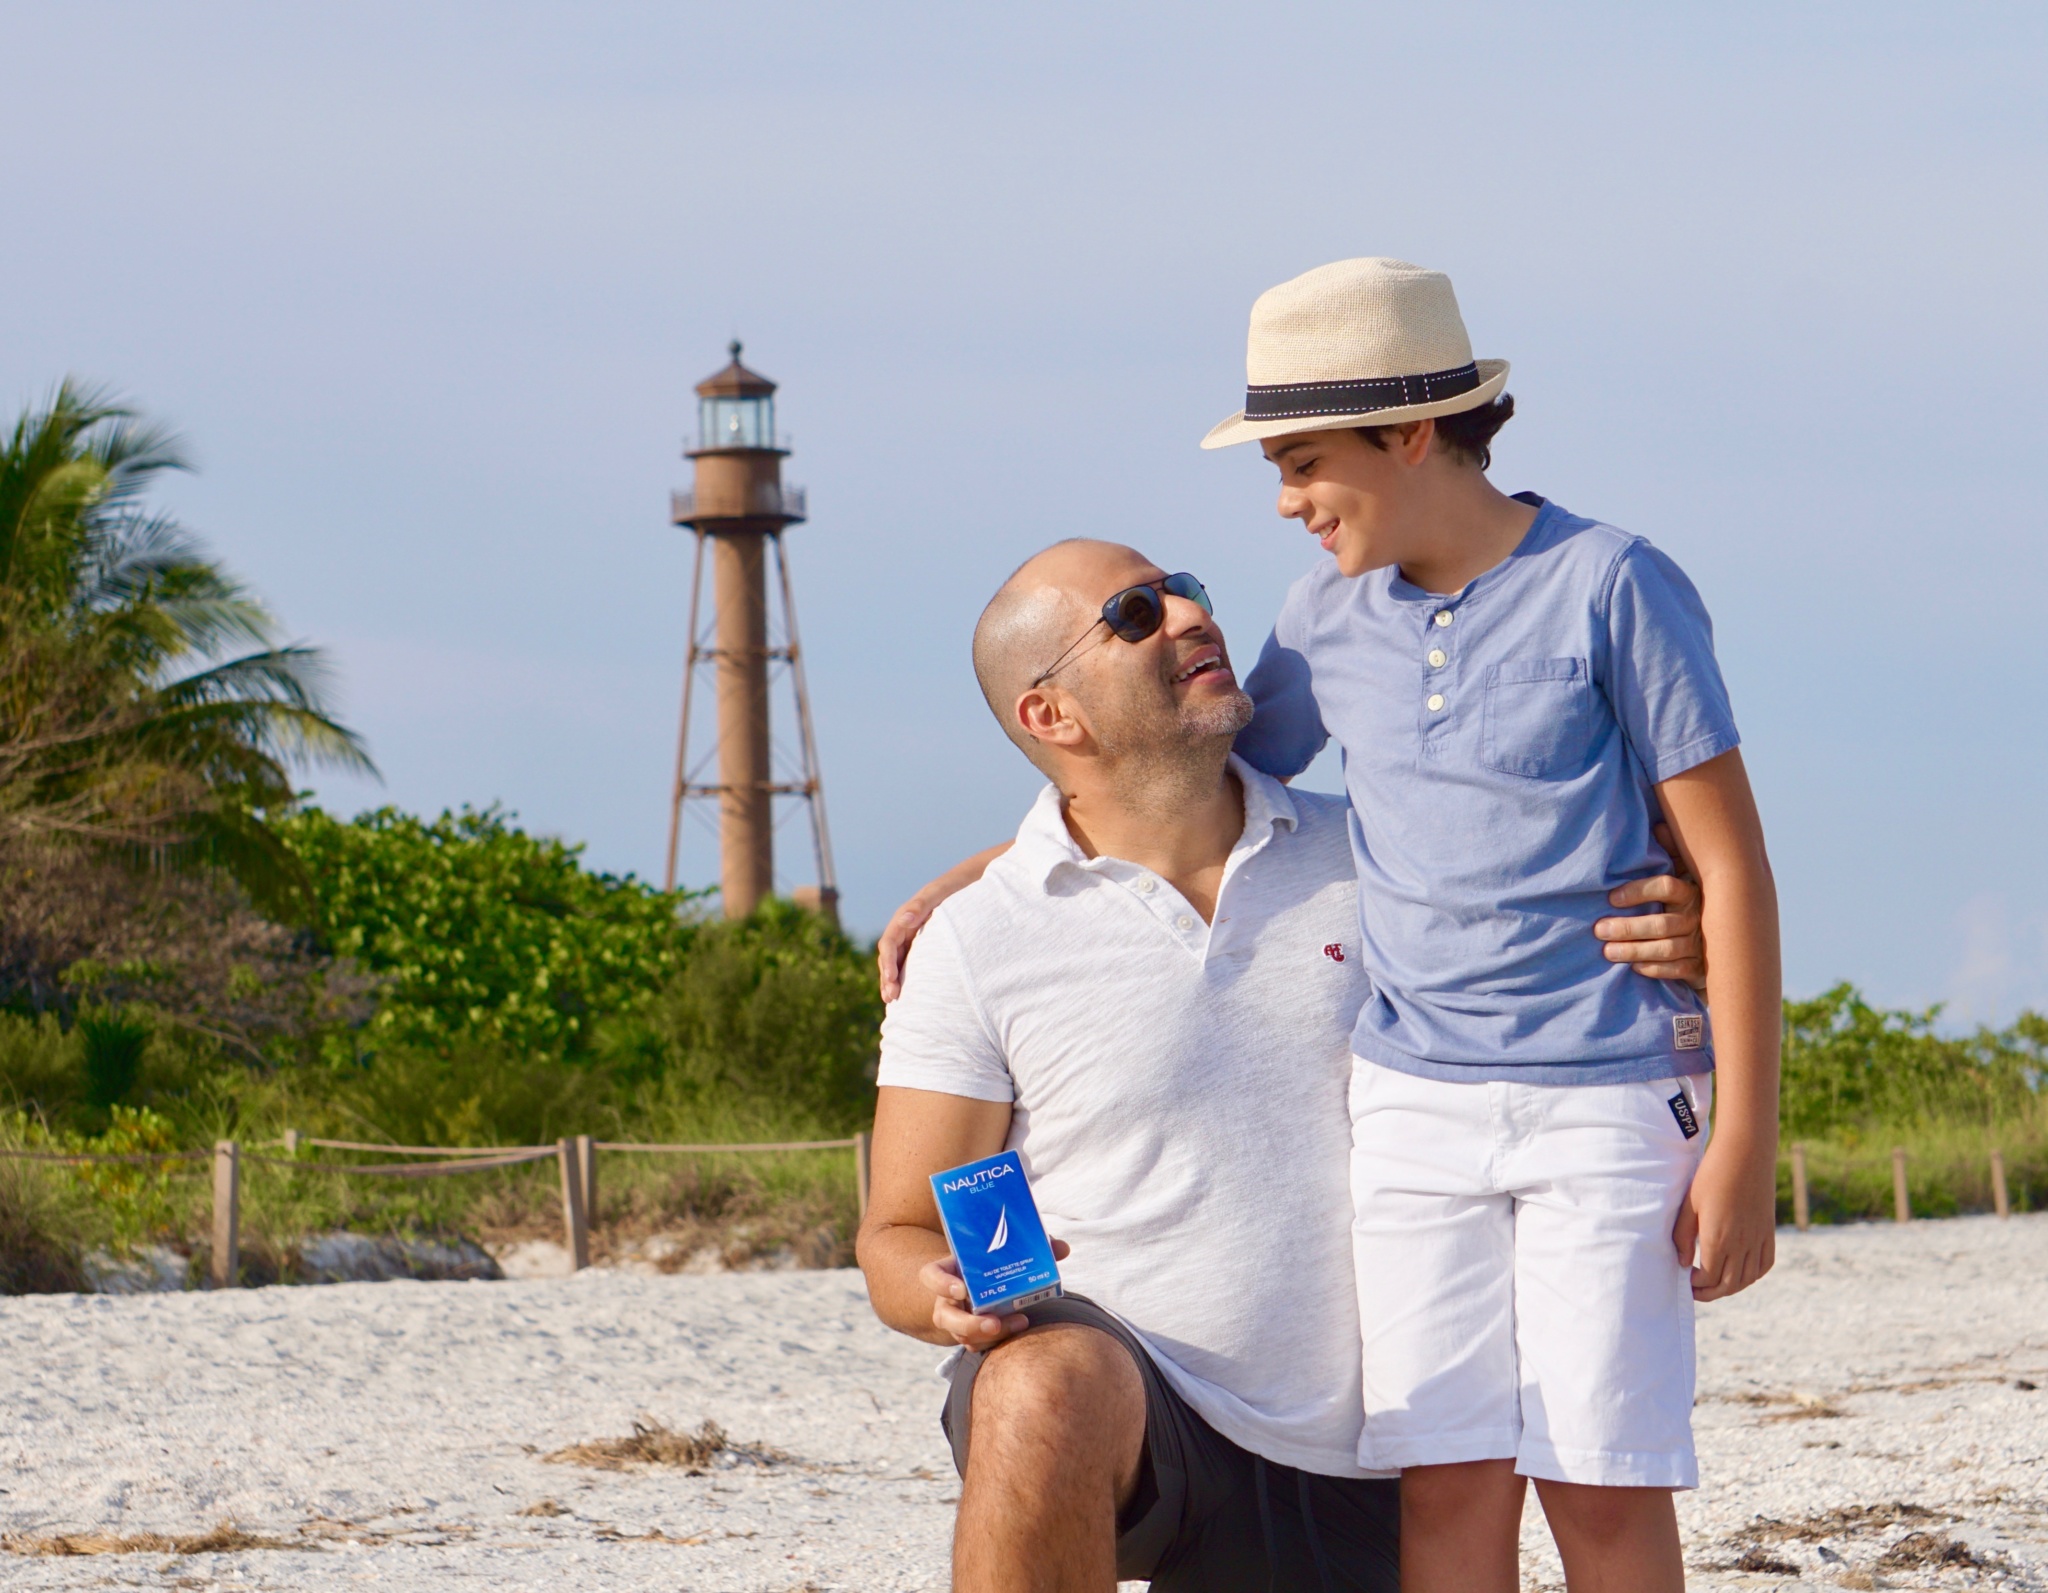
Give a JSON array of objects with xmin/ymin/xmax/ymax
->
[{"xmin": 1396, "ymin": 418, "xmax": 1437, "ymax": 466}]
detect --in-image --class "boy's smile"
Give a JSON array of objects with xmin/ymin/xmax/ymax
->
[
  {"xmin": 1262, "ymin": 427, "xmax": 1411, "ymax": 580},
  {"xmin": 1261, "ymin": 420, "xmax": 1539, "ymax": 596}
]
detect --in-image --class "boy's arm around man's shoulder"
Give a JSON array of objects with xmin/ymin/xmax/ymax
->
[{"xmin": 1235, "ymin": 622, "xmax": 1329, "ymax": 783}]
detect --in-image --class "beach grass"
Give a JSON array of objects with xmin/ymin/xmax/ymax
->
[{"xmin": 1780, "ymin": 1111, "xmax": 2047, "ymax": 1224}]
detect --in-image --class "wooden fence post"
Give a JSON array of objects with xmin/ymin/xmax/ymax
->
[
  {"xmin": 283, "ymin": 1128, "xmax": 300, "ymax": 1156},
  {"xmin": 211, "ymin": 1140, "xmax": 240, "ymax": 1288},
  {"xmin": 1892, "ymin": 1146, "xmax": 1911, "ymax": 1223},
  {"xmin": 557, "ymin": 1138, "xmax": 589, "ymax": 1271},
  {"xmin": 1790, "ymin": 1142, "xmax": 1810, "ymax": 1231},
  {"xmin": 854, "ymin": 1130, "xmax": 872, "ymax": 1221},
  {"xmin": 576, "ymin": 1135, "xmax": 598, "ymax": 1232},
  {"xmin": 1990, "ymin": 1148, "xmax": 2010, "ymax": 1220}
]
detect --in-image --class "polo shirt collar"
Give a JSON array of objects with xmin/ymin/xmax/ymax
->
[{"xmin": 1009, "ymin": 754, "xmax": 1300, "ymax": 892}]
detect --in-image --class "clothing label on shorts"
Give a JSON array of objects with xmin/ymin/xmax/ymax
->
[
  {"xmin": 1673, "ymin": 1013, "xmax": 1706, "ymax": 1051},
  {"xmin": 1668, "ymin": 1090, "xmax": 1701, "ymax": 1139}
]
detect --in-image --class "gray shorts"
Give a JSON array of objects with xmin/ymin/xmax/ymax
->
[{"xmin": 942, "ymin": 1295, "xmax": 1399, "ymax": 1592}]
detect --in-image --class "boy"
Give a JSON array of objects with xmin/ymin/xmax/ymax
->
[{"xmin": 1206, "ymin": 257, "xmax": 1780, "ymax": 1592}]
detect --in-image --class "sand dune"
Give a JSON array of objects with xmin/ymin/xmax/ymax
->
[{"xmin": 3, "ymin": 1215, "xmax": 2044, "ymax": 1590}]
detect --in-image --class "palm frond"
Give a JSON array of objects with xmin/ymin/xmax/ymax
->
[
  {"xmin": 146, "ymin": 654, "xmax": 379, "ymax": 776},
  {"xmin": 1, "ymin": 383, "xmax": 375, "ymax": 908}
]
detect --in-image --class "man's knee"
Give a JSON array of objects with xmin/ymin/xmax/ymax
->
[{"xmin": 970, "ymin": 1323, "xmax": 1145, "ymax": 1454}]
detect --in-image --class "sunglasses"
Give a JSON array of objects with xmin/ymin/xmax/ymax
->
[{"xmin": 1031, "ymin": 572, "xmax": 1214, "ymax": 686}]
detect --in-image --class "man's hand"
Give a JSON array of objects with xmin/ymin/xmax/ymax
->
[
  {"xmin": 921, "ymin": 1241, "xmax": 1072, "ymax": 1348},
  {"xmin": 1673, "ymin": 1135, "xmax": 1777, "ymax": 1301},
  {"xmin": 1596, "ymin": 875, "xmax": 1705, "ymax": 986},
  {"xmin": 1594, "ymin": 822, "xmax": 1708, "ymax": 989}
]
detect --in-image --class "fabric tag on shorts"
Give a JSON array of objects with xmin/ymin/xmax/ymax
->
[
  {"xmin": 1668, "ymin": 1090, "xmax": 1701, "ymax": 1139},
  {"xmin": 1673, "ymin": 1013, "xmax": 1706, "ymax": 1051}
]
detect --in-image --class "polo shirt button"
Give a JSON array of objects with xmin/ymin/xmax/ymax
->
[
  {"xmin": 1177, "ymin": 914, "xmax": 1194, "ymax": 931},
  {"xmin": 1427, "ymin": 693, "xmax": 1446, "ymax": 712},
  {"xmin": 1428, "ymin": 648, "xmax": 1447, "ymax": 668},
  {"xmin": 1137, "ymin": 877, "xmax": 1156, "ymax": 894},
  {"xmin": 1434, "ymin": 610, "xmax": 1454, "ymax": 627}
]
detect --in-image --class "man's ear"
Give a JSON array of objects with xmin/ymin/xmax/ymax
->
[{"xmin": 1014, "ymin": 685, "xmax": 1088, "ymax": 755}]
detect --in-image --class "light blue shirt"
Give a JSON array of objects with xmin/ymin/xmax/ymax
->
[{"xmin": 1237, "ymin": 496, "xmax": 1739, "ymax": 1084}]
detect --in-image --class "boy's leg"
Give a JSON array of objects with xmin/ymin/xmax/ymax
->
[
  {"xmin": 1349, "ymin": 1064, "xmax": 1521, "ymax": 1471},
  {"xmin": 1506, "ymin": 1075, "xmax": 1710, "ymax": 1587},
  {"xmin": 1532, "ymin": 1480, "xmax": 1683, "ymax": 1593},
  {"xmin": 1400, "ymin": 1459, "xmax": 1525, "ymax": 1593},
  {"xmin": 1349, "ymin": 1064, "xmax": 1523, "ymax": 1591}
]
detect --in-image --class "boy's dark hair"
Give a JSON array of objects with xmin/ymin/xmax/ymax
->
[{"xmin": 1357, "ymin": 393, "xmax": 1515, "ymax": 471}]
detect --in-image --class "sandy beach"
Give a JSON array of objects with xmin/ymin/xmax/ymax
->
[{"xmin": 4, "ymin": 1214, "xmax": 2044, "ymax": 1591}]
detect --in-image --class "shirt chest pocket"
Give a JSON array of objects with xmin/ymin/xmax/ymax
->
[{"xmin": 1481, "ymin": 657, "xmax": 1604, "ymax": 780}]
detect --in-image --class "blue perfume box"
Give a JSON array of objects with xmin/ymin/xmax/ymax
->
[{"xmin": 930, "ymin": 1150, "xmax": 1063, "ymax": 1315}]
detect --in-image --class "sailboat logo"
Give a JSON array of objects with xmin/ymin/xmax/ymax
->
[{"xmin": 987, "ymin": 1207, "xmax": 1011, "ymax": 1251}]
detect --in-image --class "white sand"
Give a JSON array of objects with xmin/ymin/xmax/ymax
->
[{"xmin": 3, "ymin": 1215, "xmax": 2044, "ymax": 1591}]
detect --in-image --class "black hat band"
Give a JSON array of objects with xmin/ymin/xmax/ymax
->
[{"xmin": 1242, "ymin": 361, "xmax": 1483, "ymax": 421}]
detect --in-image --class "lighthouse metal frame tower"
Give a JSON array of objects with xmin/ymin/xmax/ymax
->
[{"xmin": 662, "ymin": 342, "xmax": 837, "ymax": 922}]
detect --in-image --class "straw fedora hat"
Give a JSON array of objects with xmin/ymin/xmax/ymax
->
[{"xmin": 1201, "ymin": 258, "xmax": 1509, "ymax": 450}]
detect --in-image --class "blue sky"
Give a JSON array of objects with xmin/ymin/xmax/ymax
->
[{"xmin": 3, "ymin": 3, "xmax": 2044, "ymax": 1019}]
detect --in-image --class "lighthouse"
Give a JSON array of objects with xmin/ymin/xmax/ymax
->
[{"xmin": 663, "ymin": 342, "xmax": 836, "ymax": 923}]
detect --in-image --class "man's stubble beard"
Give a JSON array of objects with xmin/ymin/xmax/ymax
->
[{"xmin": 1087, "ymin": 679, "xmax": 1254, "ymax": 820}]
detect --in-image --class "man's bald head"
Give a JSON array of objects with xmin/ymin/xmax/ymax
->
[{"xmin": 971, "ymin": 539, "xmax": 1153, "ymax": 771}]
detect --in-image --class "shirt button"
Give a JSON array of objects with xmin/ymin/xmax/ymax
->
[
  {"xmin": 1137, "ymin": 877, "xmax": 1156, "ymax": 894},
  {"xmin": 1434, "ymin": 610, "xmax": 1454, "ymax": 628},
  {"xmin": 1176, "ymin": 914, "xmax": 1194, "ymax": 930},
  {"xmin": 1427, "ymin": 693, "xmax": 1446, "ymax": 712},
  {"xmin": 1427, "ymin": 648, "xmax": 1447, "ymax": 668}
]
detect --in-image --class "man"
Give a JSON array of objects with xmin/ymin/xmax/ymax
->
[{"xmin": 857, "ymin": 539, "xmax": 1705, "ymax": 1591}]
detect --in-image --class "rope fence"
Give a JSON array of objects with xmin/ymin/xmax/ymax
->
[
  {"xmin": 239, "ymin": 1149, "xmax": 560, "ymax": 1177},
  {"xmin": 0, "ymin": 1129, "xmax": 872, "ymax": 1287},
  {"xmin": 21, "ymin": 1132, "xmax": 2011, "ymax": 1283},
  {"xmin": 1786, "ymin": 1141, "xmax": 2013, "ymax": 1229}
]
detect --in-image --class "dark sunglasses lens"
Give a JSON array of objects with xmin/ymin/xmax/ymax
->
[
  {"xmin": 1161, "ymin": 573, "xmax": 1212, "ymax": 615},
  {"xmin": 1105, "ymin": 585, "xmax": 1164, "ymax": 641}
]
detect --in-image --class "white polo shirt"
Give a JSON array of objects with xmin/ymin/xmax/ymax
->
[{"xmin": 878, "ymin": 757, "xmax": 1373, "ymax": 1477}]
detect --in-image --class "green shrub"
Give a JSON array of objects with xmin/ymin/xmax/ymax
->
[
  {"xmin": 600, "ymin": 899, "xmax": 882, "ymax": 1130},
  {"xmin": 280, "ymin": 805, "xmax": 703, "ymax": 1058},
  {"xmin": 1782, "ymin": 983, "xmax": 2043, "ymax": 1135},
  {"xmin": 77, "ymin": 1007, "xmax": 149, "ymax": 1111},
  {"xmin": 312, "ymin": 1043, "xmax": 599, "ymax": 1150},
  {"xmin": 0, "ymin": 1011, "xmax": 81, "ymax": 1116},
  {"xmin": 1778, "ymin": 985, "xmax": 2045, "ymax": 1224},
  {"xmin": 0, "ymin": 1146, "xmax": 85, "ymax": 1293}
]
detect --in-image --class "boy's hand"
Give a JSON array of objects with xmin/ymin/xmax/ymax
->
[
  {"xmin": 920, "ymin": 1240, "xmax": 1071, "ymax": 1347},
  {"xmin": 878, "ymin": 844, "xmax": 1011, "ymax": 1001},
  {"xmin": 879, "ymin": 893, "xmax": 942, "ymax": 1003},
  {"xmin": 1674, "ymin": 1138, "xmax": 1776, "ymax": 1301}
]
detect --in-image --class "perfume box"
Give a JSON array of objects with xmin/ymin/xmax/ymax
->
[{"xmin": 929, "ymin": 1149, "xmax": 1063, "ymax": 1315}]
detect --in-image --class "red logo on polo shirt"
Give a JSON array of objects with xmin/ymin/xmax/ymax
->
[{"xmin": 1323, "ymin": 943, "xmax": 1346, "ymax": 963}]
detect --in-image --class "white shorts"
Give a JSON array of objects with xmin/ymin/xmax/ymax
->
[{"xmin": 1348, "ymin": 1061, "xmax": 1711, "ymax": 1488}]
